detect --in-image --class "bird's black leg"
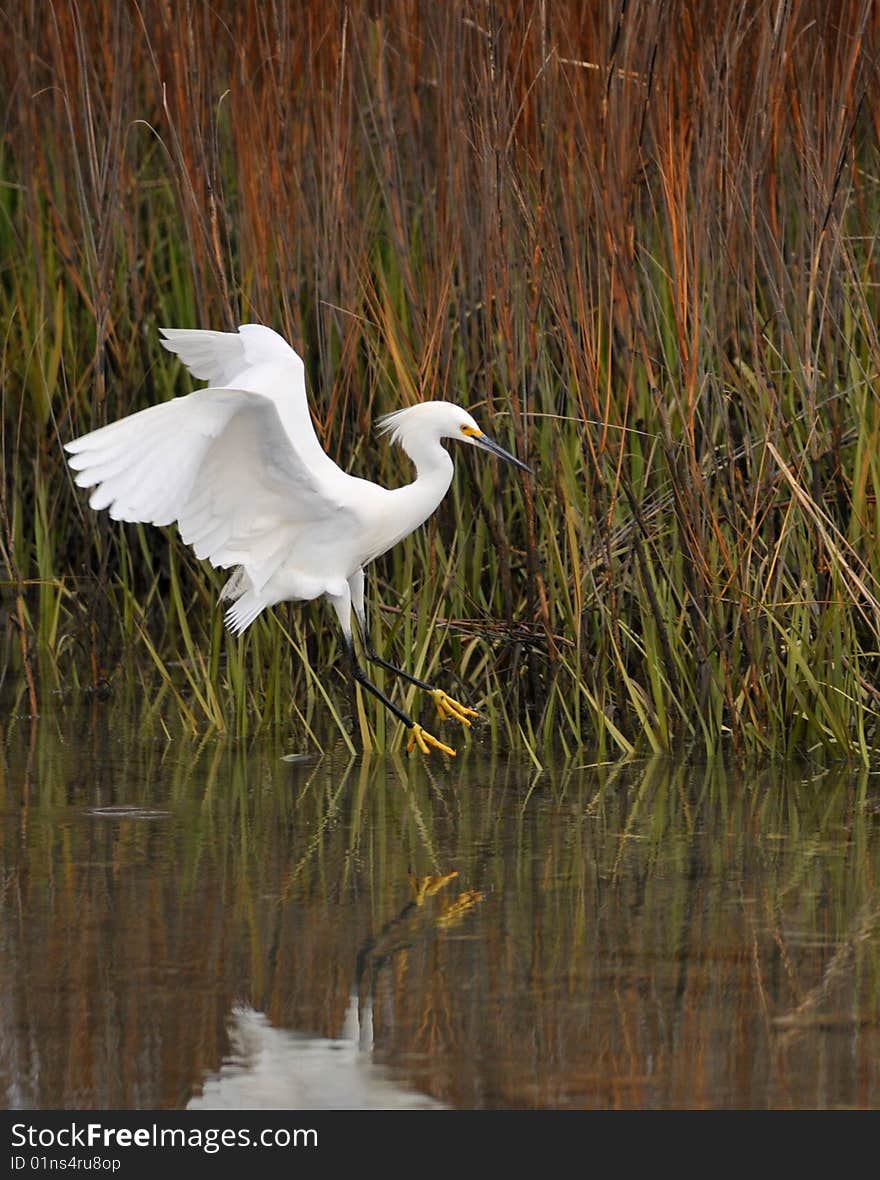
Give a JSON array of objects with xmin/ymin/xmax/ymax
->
[
  {"xmin": 344, "ymin": 637, "xmax": 415, "ymax": 729},
  {"xmin": 335, "ymin": 575, "xmax": 472, "ymax": 752},
  {"xmin": 362, "ymin": 636, "xmax": 474, "ymax": 726},
  {"xmin": 362, "ymin": 637, "xmax": 436, "ymax": 693},
  {"xmin": 350, "ymin": 572, "xmax": 479, "ymax": 731},
  {"xmin": 343, "ymin": 636, "xmax": 456, "ymax": 757}
]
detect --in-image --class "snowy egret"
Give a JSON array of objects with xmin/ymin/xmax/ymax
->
[{"xmin": 65, "ymin": 324, "xmax": 530, "ymax": 755}]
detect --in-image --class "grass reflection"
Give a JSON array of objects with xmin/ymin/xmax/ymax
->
[{"xmin": 1, "ymin": 710, "xmax": 879, "ymax": 1108}]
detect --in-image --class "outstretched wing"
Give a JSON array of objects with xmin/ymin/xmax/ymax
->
[
  {"xmin": 158, "ymin": 327, "xmax": 258, "ymax": 385},
  {"xmin": 65, "ymin": 387, "xmax": 363, "ymax": 593},
  {"xmin": 159, "ymin": 323, "xmax": 339, "ymax": 480}
]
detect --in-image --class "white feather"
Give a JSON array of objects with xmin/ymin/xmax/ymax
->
[{"xmin": 66, "ymin": 326, "xmax": 525, "ymax": 650}]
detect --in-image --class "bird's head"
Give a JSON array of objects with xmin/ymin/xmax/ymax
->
[{"xmin": 377, "ymin": 401, "xmax": 531, "ymax": 473}]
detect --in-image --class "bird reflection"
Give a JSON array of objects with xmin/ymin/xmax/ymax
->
[
  {"xmin": 188, "ymin": 998, "xmax": 444, "ymax": 1110},
  {"xmin": 189, "ymin": 871, "xmax": 482, "ymax": 1110},
  {"xmin": 355, "ymin": 870, "xmax": 483, "ymax": 1008}
]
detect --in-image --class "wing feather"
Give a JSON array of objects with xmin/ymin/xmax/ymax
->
[
  {"xmin": 66, "ymin": 386, "xmax": 364, "ymax": 593},
  {"xmin": 158, "ymin": 328, "xmax": 251, "ymax": 385},
  {"xmin": 158, "ymin": 323, "xmax": 339, "ymax": 482}
]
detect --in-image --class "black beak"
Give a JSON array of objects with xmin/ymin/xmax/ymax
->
[{"xmin": 473, "ymin": 432, "xmax": 532, "ymax": 474}]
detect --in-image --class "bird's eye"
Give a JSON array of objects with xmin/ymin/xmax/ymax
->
[{"xmin": 460, "ymin": 424, "xmax": 480, "ymax": 437}]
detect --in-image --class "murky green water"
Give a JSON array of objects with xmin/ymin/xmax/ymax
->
[{"xmin": 2, "ymin": 706, "xmax": 879, "ymax": 1109}]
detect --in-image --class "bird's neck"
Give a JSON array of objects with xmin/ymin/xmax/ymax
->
[
  {"xmin": 402, "ymin": 436, "xmax": 454, "ymax": 486},
  {"xmin": 394, "ymin": 438, "xmax": 455, "ymax": 523},
  {"xmin": 363, "ymin": 441, "xmax": 454, "ymax": 568}
]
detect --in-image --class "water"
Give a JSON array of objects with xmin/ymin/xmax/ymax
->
[{"xmin": 2, "ymin": 706, "xmax": 879, "ymax": 1109}]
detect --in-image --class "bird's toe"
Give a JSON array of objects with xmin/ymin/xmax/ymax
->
[
  {"xmin": 406, "ymin": 723, "xmax": 456, "ymax": 758},
  {"xmin": 428, "ymin": 689, "xmax": 480, "ymax": 728}
]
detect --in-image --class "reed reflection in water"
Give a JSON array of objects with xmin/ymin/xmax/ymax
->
[{"xmin": 2, "ymin": 707, "xmax": 879, "ymax": 1109}]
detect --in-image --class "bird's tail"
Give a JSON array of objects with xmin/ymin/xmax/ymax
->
[
  {"xmin": 220, "ymin": 566, "xmax": 250, "ymax": 602},
  {"xmin": 223, "ymin": 590, "xmax": 266, "ymax": 635}
]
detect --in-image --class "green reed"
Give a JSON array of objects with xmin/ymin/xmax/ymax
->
[{"xmin": 4, "ymin": 0, "xmax": 880, "ymax": 760}]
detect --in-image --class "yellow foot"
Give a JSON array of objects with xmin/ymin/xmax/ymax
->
[
  {"xmin": 428, "ymin": 689, "xmax": 480, "ymax": 728},
  {"xmin": 437, "ymin": 889, "xmax": 485, "ymax": 929},
  {"xmin": 406, "ymin": 723, "xmax": 456, "ymax": 757},
  {"xmin": 409, "ymin": 870, "xmax": 459, "ymax": 905}
]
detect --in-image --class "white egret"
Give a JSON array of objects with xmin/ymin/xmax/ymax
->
[{"xmin": 65, "ymin": 323, "xmax": 530, "ymax": 755}]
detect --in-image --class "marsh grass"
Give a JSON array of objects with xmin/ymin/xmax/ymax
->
[{"xmin": 4, "ymin": 0, "xmax": 880, "ymax": 760}]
